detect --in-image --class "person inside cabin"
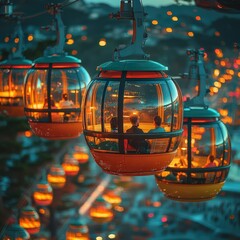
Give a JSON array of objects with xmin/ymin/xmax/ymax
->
[
  {"xmin": 148, "ymin": 115, "xmax": 165, "ymax": 133},
  {"xmin": 203, "ymin": 155, "xmax": 217, "ymax": 168},
  {"xmin": 203, "ymin": 154, "xmax": 217, "ymax": 183},
  {"xmin": 59, "ymin": 93, "xmax": 74, "ymax": 108},
  {"xmin": 125, "ymin": 114, "xmax": 149, "ymax": 153},
  {"xmin": 59, "ymin": 93, "xmax": 74, "ymax": 122},
  {"xmin": 148, "ymin": 115, "xmax": 166, "ymax": 153}
]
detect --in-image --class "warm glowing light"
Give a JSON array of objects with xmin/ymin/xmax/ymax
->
[
  {"xmin": 47, "ymin": 165, "xmax": 66, "ymax": 189},
  {"xmin": 195, "ymin": 16, "xmax": 201, "ymax": 21},
  {"xmin": 24, "ymin": 131, "xmax": 32, "ymax": 138},
  {"xmin": 235, "ymin": 59, "xmax": 240, "ymax": 65},
  {"xmin": 226, "ymin": 69, "xmax": 234, "ymax": 75},
  {"xmin": 96, "ymin": 237, "xmax": 103, "ymax": 240},
  {"xmin": 89, "ymin": 200, "xmax": 114, "ymax": 223},
  {"xmin": 223, "ymin": 74, "xmax": 232, "ymax": 81},
  {"xmin": 166, "ymin": 11, "xmax": 172, "ymax": 16},
  {"xmin": 19, "ymin": 207, "xmax": 41, "ymax": 234},
  {"xmin": 28, "ymin": 34, "xmax": 34, "ymax": 41},
  {"xmin": 172, "ymin": 16, "xmax": 178, "ymax": 21},
  {"xmin": 215, "ymin": 48, "xmax": 223, "ymax": 58},
  {"xmin": 66, "ymin": 33, "xmax": 72, "ymax": 39},
  {"xmin": 222, "ymin": 117, "xmax": 232, "ymax": 124},
  {"xmin": 153, "ymin": 201, "xmax": 161, "ymax": 207},
  {"xmin": 47, "ymin": 174, "xmax": 66, "ymax": 188},
  {"xmin": 220, "ymin": 60, "xmax": 226, "ymax": 67},
  {"xmin": 73, "ymin": 151, "xmax": 89, "ymax": 164},
  {"xmin": 108, "ymin": 234, "xmax": 116, "ymax": 239},
  {"xmin": 204, "ymin": 52, "xmax": 208, "ymax": 60},
  {"xmin": 33, "ymin": 190, "xmax": 53, "ymax": 206},
  {"xmin": 165, "ymin": 27, "xmax": 173, "ymax": 33},
  {"xmin": 39, "ymin": 208, "xmax": 46, "ymax": 215},
  {"xmin": 62, "ymin": 163, "xmax": 79, "ymax": 176},
  {"xmin": 215, "ymin": 31, "xmax": 221, "ymax": 37},
  {"xmin": 238, "ymin": 72, "xmax": 240, "ymax": 78},
  {"xmin": 102, "ymin": 190, "xmax": 122, "ymax": 206},
  {"xmin": 219, "ymin": 109, "xmax": 228, "ymax": 117},
  {"xmin": 14, "ymin": 37, "xmax": 19, "ymax": 43},
  {"xmin": 99, "ymin": 38, "xmax": 107, "ymax": 47},
  {"xmin": 213, "ymin": 69, "xmax": 220, "ymax": 77},
  {"xmin": 66, "ymin": 39, "xmax": 74, "ymax": 45},
  {"xmin": 66, "ymin": 223, "xmax": 90, "ymax": 240},
  {"xmin": 62, "ymin": 154, "xmax": 80, "ymax": 175},
  {"xmin": 4, "ymin": 36, "xmax": 9, "ymax": 42},
  {"xmin": 222, "ymin": 97, "xmax": 227, "ymax": 103},
  {"xmin": 72, "ymin": 50, "xmax": 78, "ymax": 55},
  {"xmin": 214, "ymin": 81, "xmax": 222, "ymax": 88},
  {"xmin": 210, "ymin": 86, "xmax": 219, "ymax": 93},
  {"xmin": 219, "ymin": 77, "xmax": 225, "ymax": 83},
  {"xmin": 187, "ymin": 32, "xmax": 194, "ymax": 37},
  {"xmin": 114, "ymin": 205, "xmax": 124, "ymax": 212},
  {"xmin": 152, "ymin": 19, "xmax": 158, "ymax": 25},
  {"xmin": 215, "ymin": 48, "xmax": 221, "ymax": 55}
]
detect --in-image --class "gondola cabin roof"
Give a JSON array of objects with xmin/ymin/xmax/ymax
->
[
  {"xmin": 97, "ymin": 60, "xmax": 168, "ymax": 71},
  {"xmin": 0, "ymin": 58, "xmax": 32, "ymax": 67},
  {"xmin": 33, "ymin": 55, "xmax": 81, "ymax": 65},
  {"xmin": 184, "ymin": 107, "xmax": 220, "ymax": 118}
]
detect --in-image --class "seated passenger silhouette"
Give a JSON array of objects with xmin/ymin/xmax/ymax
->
[
  {"xmin": 59, "ymin": 93, "xmax": 74, "ymax": 108},
  {"xmin": 59, "ymin": 93, "xmax": 74, "ymax": 122},
  {"xmin": 148, "ymin": 115, "xmax": 167, "ymax": 153},
  {"xmin": 125, "ymin": 115, "xmax": 149, "ymax": 153},
  {"xmin": 148, "ymin": 115, "xmax": 165, "ymax": 133},
  {"xmin": 203, "ymin": 155, "xmax": 217, "ymax": 183}
]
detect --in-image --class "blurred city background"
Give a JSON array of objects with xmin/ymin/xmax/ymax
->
[{"xmin": 0, "ymin": 0, "xmax": 240, "ymax": 239}]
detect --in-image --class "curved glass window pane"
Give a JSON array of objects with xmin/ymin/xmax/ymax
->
[
  {"xmin": 11, "ymin": 69, "xmax": 27, "ymax": 97},
  {"xmin": 167, "ymin": 80, "xmax": 183, "ymax": 131},
  {"xmin": 24, "ymin": 69, "xmax": 48, "ymax": 108},
  {"xmin": 0, "ymin": 69, "xmax": 10, "ymax": 95},
  {"xmin": 85, "ymin": 81, "xmax": 106, "ymax": 131},
  {"xmin": 0, "ymin": 69, "xmax": 10, "ymax": 105},
  {"xmin": 123, "ymin": 81, "xmax": 172, "ymax": 133},
  {"xmin": 51, "ymin": 69, "xmax": 80, "ymax": 109},
  {"xmin": 218, "ymin": 121, "xmax": 231, "ymax": 165},
  {"xmin": 161, "ymin": 82, "xmax": 175, "ymax": 133},
  {"xmin": 103, "ymin": 81, "xmax": 120, "ymax": 132},
  {"xmin": 78, "ymin": 67, "xmax": 90, "ymax": 106},
  {"xmin": 191, "ymin": 123, "xmax": 225, "ymax": 168}
]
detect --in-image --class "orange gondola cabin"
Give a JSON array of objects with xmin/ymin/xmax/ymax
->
[
  {"xmin": 155, "ymin": 49, "xmax": 231, "ymax": 202},
  {"xmin": 82, "ymin": 0, "xmax": 183, "ymax": 176},
  {"xmin": 23, "ymin": 5, "xmax": 90, "ymax": 139}
]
